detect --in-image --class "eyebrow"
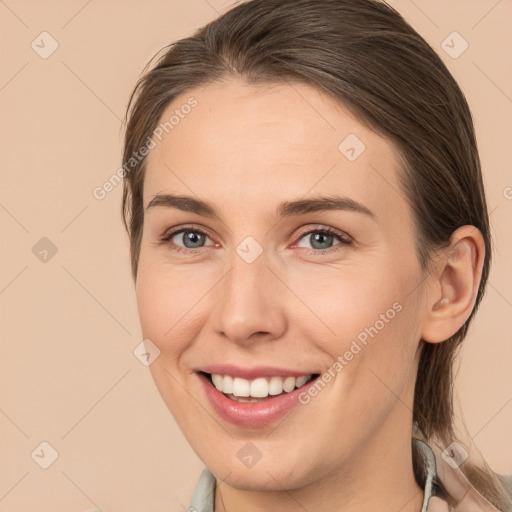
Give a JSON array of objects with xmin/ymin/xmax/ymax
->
[{"xmin": 146, "ymin": 193, "xmax": 376, "ymax": 220}]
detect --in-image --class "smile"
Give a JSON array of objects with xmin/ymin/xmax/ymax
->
[
  {"xmin": 196, "ymin": 370, "xmax": 321, "ymax": 427},
  {"xmin": 209, "ymin": 373, "xmax": 314, "ymax": 401}
]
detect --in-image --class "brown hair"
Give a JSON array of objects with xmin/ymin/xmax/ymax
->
[{"xmin": 121, "ymin": 0, "xmax": 511, "ymax": 508}]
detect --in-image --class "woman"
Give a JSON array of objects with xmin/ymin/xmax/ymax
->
[{"xmin": 121, "ymin": 0, "xmax": 512, "ymax": 510}]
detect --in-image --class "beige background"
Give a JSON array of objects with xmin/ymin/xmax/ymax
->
[{"xmin": 0, "ymin": 1, "xmax": 511, "ymax": 510}]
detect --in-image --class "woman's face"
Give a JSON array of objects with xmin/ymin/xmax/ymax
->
[{"xmin": 136, "ymin": 79, "xmax": 429, "ymax": 490}]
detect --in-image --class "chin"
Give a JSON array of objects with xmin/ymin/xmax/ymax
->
[
  {"xmin": 218, "ymin": 467, "xmax": 301, "ymax": 492},
  {"xmin": 202, "ymin": 448, "xmax": 318, "ymax": 491}
]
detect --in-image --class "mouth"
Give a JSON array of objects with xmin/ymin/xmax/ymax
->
[
  {"xmin": 200, "ymin": 371, "xmax": 320, "ymax": 402},
  {"xmin": 195, "ymin": 369, "xmax": 322, "ymax": 427}
]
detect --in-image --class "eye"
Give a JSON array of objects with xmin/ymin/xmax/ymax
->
[
  {"xmin": 159, "ymin": 225, "xmax": 215, "ymax": 253},
  {"xmin": 294, "ymin": 226, "xmax": 352, "ymax": 255},
  {"xmin": 158, "ymin": 224, "xmax": 352, "ymax": 256}
]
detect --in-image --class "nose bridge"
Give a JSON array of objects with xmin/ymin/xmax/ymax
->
[{"xmin": 213, "ymin": 238, "xmax": 287, "ymax": 343}]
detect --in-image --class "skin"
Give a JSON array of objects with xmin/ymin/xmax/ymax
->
[{"xmin": 135, "ymin": 79, "xmax": 485, "ymax": 512}]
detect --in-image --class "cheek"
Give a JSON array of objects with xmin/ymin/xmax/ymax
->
[
  {"xmin": 298, "ymin": 260, "xmax": 421, "ymax": 400},
  {"xmin": 136, "ymin": 273, "xmax": 168, "ymax": 342},
  {"xmin": 136, "ymin": 264, "xmax": 201, "ymax": 425},
  {"xmin": 285, "ymin": 259, "xmax": 411, "ymax": 344},
  {"xmin": 329, "ymin": 291, "xmax": 421, "ymax": 425},
  {"xmin": 316, "ymin": 302, "xmax": 420, "ymax": 453},
  {"xmin": 135, "ymin": 256, "xmax": 191, "ymax": 359},
  {"xmin": 136, "ymin": 236, "xmax": 206, "ymax": 329}
]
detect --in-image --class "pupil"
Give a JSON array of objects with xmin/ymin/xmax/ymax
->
[
  {"xmin": 311, "ymin": 233, "xmax": 332, "ymax": 250},
  {"xmin": 184, "ymin": 231, "xmax": 204, "ymax": 248}
]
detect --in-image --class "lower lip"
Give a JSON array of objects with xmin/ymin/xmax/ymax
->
[{"xmin": 197, "ymin": 372, "xmax": 317, "ymax": 428}]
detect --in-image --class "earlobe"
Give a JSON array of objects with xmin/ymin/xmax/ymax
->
[{"xmin": 420, "ymin": 226, "xmax": 485, "ymax": 344}]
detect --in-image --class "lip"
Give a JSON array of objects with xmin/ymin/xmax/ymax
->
[
  {"xmin": 196, "ymin": 371, "xmax": 320, "ymax": 428},
  {"xmin": 196, "ymin": 363, "xmax": 316, "ymax": 380}
]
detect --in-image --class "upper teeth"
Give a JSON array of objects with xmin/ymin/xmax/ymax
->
[{"xmin": 210, "ymin": 374, "xmax": 312, "ymax": 398}]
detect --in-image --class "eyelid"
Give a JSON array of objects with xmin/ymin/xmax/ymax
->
[
  {"xmin": 293, "ymin": 224, "xmax": 352, "ymax": 244},
  {"xmin": 159, "ymin": 224, "xmax": 216, "ymax": 246}
]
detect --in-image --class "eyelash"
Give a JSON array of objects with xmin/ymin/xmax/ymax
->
[{"xmin": 158, "ymin": 224, "xmax": 352, "ymax": 256}]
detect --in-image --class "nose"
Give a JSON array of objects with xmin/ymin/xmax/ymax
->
[{"xmin": 212, "ymin": 246, "xmax": 288, "ymax": 346}]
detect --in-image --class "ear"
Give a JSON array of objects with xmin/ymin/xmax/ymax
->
[{"xmin": 420, "ymin": 225, "xmax": 486, "ymax": 344}]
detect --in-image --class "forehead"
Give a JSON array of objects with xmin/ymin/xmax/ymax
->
[{"xmin": 143, "ymin": 79, "xmax": 408, "ymax": 224}]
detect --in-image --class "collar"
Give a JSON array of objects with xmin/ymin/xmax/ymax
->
[{"xmin": 187, "ymin": 438, "xmax": 505, "ymax": 512}]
